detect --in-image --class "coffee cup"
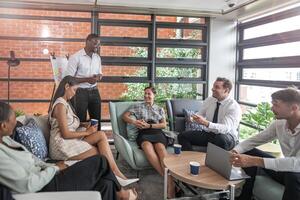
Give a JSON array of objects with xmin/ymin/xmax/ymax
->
[
  {"xmin": 173, "ymin": 144, "xmax": 182, "ymax": 155},
  {"xmin": 90, "ymin": 119, "xmax": 98, "ymax": 126},
  {"xmin": 190, "ymin": 161, "xmax": 200, "ymax": 176}
]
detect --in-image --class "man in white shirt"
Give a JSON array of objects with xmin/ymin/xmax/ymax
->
[
  {"xmin": 65, "ymin": 34, "xmax": 102, "ymax": 130},
  {"xmin": 231, "ymin": 88, "xmax": 300, "ymax": 200},
  {"xmin": 178, "ymin": 77, "xmax": 241, "ymax": 150}
]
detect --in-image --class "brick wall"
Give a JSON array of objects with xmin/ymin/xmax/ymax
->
[{"xmin": 0, "ymin": 7, "xmax": 200, "ymax": 119}]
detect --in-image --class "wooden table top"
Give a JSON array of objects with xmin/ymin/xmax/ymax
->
[{"xmin": 163, "ymin": 151, "xmax": 244, "ymax": 190}]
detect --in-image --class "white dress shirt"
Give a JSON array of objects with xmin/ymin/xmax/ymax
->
[
  {"xmin": 65, "ymin": 48, "xmax": 102, "ymax": 88},
  {"xmin": 198, "ymin": 96, "xmax": 241, "ymax": 141},
  {"xmin": 234, "ymin": 120, "xmax": 300, "ymax": 172}
]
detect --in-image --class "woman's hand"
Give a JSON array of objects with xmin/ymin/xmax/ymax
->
[
  {"xmin": 55, "ymin": 161, "xmax": 68, "ymax": 171},
  {"xmin": 140, "ymin": 120, "xmax": 151, "ymax": 129},
  {"xmin": 80, "ymin": 122, "xmax": 91, "ymax": 128},
  {"xmin": 86, "ymin": 125, "xmax": 97, "ymax": 135},
  {"xmin": 133, "ymin": 120, "xmax": 144, "ymax": 129}
]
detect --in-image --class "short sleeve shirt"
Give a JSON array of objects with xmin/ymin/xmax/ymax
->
[
  {"xmin": 127, "ymin": 102, "xmax": 165, "ymax": 124},
  {"xmin": 65, "ymin": 48, "xmax": 102, "ymax": 88}
]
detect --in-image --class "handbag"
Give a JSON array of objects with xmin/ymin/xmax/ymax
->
[{"xmin": 163, "ymin": 130, "xmax": 179, "ymax": 146}]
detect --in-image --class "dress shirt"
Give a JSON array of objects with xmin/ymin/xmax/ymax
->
[
  {"xmin": 198, "ymin": 96, "xmax": 241, "ymax": 140},
  {"xmin": 234, "ymin": 120, "xmax": 300, "ymax": 172},
  {"xmin": 65, "ymin": 48, "xmax": 102, "ymax": 89},
  {"xmin": 0, "ymin": 136, "xmax": 59, "ymax": 193}
]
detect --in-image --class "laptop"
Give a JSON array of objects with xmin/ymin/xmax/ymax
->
[{"xmin": 205, "ymin": 142, "xmax": 250, "ymax": 180}]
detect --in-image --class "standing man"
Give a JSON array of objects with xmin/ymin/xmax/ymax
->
[
  {"xmin": 178, "ymin": 77, "xmax": 241, "ymax": 150},
  {"xmin": 65, "ymin": 34, "xmax": 102, "ymax": 130},
  {"xmin": 231, "ymin": 88, "xmax": 300, "ymax": 200}
]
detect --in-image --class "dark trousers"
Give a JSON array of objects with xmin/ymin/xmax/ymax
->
[
  {"xmin": 0, "ymin": 184, "xmax": 14, "ymax": 200},
  {"xmin": 41, "ymin": 155, "xmax": 121, "ymax": 200},
  {"xmin": 237, "ymin": 148, "xmax": 300, "ymax": 200},
  {"xmin": 177, "ymin": 130, "xmax": 235, "ymax": 151},
  {"xmin": 71, "ymin": 87, "xmax": 101, "ymax": 130}
]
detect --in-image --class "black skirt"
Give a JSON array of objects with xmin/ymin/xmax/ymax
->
[{"xmin": 136, "ymin": 128, "xmax": 167, "ymax": 148}]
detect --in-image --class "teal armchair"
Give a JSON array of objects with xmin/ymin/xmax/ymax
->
[{"xmin": 109, "ymin": 101, "xmax": 175, "ymax": 172}]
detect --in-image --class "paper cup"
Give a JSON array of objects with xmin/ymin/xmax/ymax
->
[{"xmin": 190, "ymin": 161, "xmax": 200, "ymax": 176}]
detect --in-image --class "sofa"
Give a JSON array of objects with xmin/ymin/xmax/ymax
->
[{"xmin": 6, "ymin": 115, "xmax": 102, "ymax": 200}]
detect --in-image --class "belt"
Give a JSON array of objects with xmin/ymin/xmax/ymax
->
[{"xmin": 79, "ymin": 86, "xmax": 98, "ymax": 91}]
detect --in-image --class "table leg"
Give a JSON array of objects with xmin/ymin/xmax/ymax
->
[
  {"xmin": 164, "ymin": 168, "xmax": 168, "ymax": 200},
  {"xmin": 230, "ymin": 184, "xmax": 235, "ymax": 200}
]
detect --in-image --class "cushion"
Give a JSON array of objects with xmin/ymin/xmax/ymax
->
[
  {"xmin": 126, "ymin": 115, "xmax": 139, "ymax": 142},
  {"xmin": 10, "ymin": 121, "xmax": 23, "ymax": 140},
  {"xmin": 16, "ymin": 115, "xmax": 50, "ymax": 145},
  {"xmin": 15, "ymin": 118, "xmax": 48, "ymax": 160},
  {"xmin": 183, "ymin": 109, "xmax": 204, "ymax": 131}
]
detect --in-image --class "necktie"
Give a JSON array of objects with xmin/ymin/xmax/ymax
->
[{"xmin": 212, "ymin": 102, "xmax": 221, "ymax": 123}]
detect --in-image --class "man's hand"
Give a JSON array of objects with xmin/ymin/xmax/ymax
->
[
  {"xmin": 230, "ymin": 152, "xmax": 264, "ymax": 168},
  {"xmin": 87, "ymin": 76, "xmax": 98, "ymax": 84},
  {"xmin": 93, "ymin": 74, "xmax": 103, "ymax": 81},
  {"xmin": 192, "ymin": 114, "xmax": 209, "ymax": 127},
  {"xmin": 55, "ymin": 161, "xmax": 68, "ymax": 171}
]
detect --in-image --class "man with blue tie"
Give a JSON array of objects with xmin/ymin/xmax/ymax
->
[{"xmin": 178, "ymin": 77, "xmax": 241, "ymax": 150}]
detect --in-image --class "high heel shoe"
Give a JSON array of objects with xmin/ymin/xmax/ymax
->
[{"xmin": 116, "ymin": 176, "xmax": 139, "ymax": 187}]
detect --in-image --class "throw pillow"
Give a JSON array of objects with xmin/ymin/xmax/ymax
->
[
  {"xmin": 183, "ymin": 109, "xmax": 204, "ymax": 131},
  {"xmin": 10, "ymin": 121, "xmax": 23, "ymax": 140},
  {"xmin": 126, "ymin": 115, "xmax": 139, "ymax": 142},
  {"xmin": 15, "ymin": 118, "xmax": 48, "ymax": 160}
]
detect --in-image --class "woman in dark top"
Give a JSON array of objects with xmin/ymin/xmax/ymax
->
[{"xmin": 122, "ymin": 87, "xmax": 175, "ymax": 197}]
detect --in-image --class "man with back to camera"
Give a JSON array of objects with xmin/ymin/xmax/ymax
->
[
  {"xmin": 178, "ymin": 77, "xmax": 241, "ymax": 151},
  {"xmin": 231, "ymin": 88, "xmax": 300, "ymax": 200},
  {"xmin": 65, "ymin": 33, "xmax": 102, "ymax": 130}
]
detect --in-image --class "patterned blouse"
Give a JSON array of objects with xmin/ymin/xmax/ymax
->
[{"xmin": 127, "ymin": 102, "xmax": 165, "ymax": 124}]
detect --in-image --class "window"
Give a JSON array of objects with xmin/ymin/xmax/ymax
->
[
  {"xmin": 0, "ymin": 7, "xmax": 209, "ymax": 120},
  {"xmin": 237, "ymin": 6, "xmax": 300, "ymax": 139},
  {"xmin": 237, "ymin": 6, "xmax": 300, "ymax": 106}
]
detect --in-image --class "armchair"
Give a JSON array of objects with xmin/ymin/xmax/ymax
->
[
  {"xmin": 109, "ymin": 102, "xmax": 174, "ymax": 172},
  {"xmin": 166, "ymin": 99, "xmax": 206, "ymax": 152},
  {"xmin": 166, "ymin": 99, "xmax": 203, "ymax": 133}
]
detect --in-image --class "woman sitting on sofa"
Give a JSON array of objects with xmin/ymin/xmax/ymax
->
[
  {"xmin": 49, "ymin": 76, "xmax": 137, "ymax": 185},
  {"xmin": 0, "ymin": 101, "xmax": 136, "ymax": 200},
  {"xmin": 122, "ymin": 86, "xmax": 175, "ymax": 198}
]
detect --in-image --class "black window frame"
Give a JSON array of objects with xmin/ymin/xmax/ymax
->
[{"xmin": 0, "ymin": 6, "xmax": 210, "ymax": 122}]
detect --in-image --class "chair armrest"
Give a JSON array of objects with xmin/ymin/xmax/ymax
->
[
  {"xmin": 13, "ymin": 191, "xmax": 101, "ymax": 200},
  {"xmin": 113, "ymin": 133, "xmax": 138, "ymax": 169}
]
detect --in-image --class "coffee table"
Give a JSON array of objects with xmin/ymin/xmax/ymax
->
[{"xmin": 163, "ymin": 151, "xmax": 244, "ymax": 200}]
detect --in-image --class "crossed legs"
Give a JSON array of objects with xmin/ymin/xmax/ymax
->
[{"xmin": 69, "ymin": 131, "xmax": 127, "ymax": 179}]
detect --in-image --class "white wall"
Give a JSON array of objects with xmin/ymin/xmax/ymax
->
[{"xmin": 208, "ymin": 18, "xmax": 237, "ymax": 98}]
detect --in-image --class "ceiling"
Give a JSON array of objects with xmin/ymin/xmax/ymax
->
[{"xmin": 1, "ymin": 0, "xmax": 300, "ymax": 20}]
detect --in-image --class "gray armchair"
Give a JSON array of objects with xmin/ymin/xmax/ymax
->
[
  {"xmin": 166, "ymin": 99, "xmax": 203, "ymax": 133},
  {"xmin": 166, "ymin": 99, "xmax": 206, "ymax": 152},
  {"xmin": 109, "ymin": 101, "xmax": 174, "ymax": 172}
]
